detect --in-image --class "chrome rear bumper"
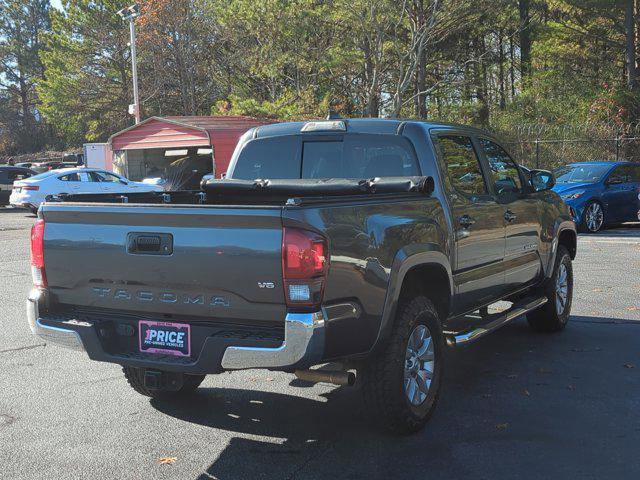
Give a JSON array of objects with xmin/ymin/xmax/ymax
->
[
  {"xmin": 27, "ymin": 290, "xmax": 84, "ymax": 351},
  {"xmin": 27, "ymin": 289, "xmax": 327, "ymax": 371},
  {"xmin": 221, "ymin": 311, "xmax": 325, "ymax": 369}
]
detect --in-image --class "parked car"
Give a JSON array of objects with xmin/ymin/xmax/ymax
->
[
  {"xmin": 10, "ymin": 168, "xmax": 163, "ymax": 213},
  {"xmin": 0, "ymin": 166, "xmax": 36, "ymax": 206},
  {"xmin": 25, "ymin": 119, "xmax": 576, "ymax": 434},
  {"xmin": 553, "ymin": 161, "xmax": 640, "ymax": 233}
]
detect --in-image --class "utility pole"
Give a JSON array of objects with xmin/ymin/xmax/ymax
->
[
  {"xmin": 626, "ymin": 0, "xmax": 638, "ymax": 91},
  {"xmin": 117, "ymin": 4, "xmax": 141, "ymax": 123}
]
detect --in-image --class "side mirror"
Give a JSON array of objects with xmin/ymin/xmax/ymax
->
[{"xmin": 530, "ymin": 169, "xmax": 555, "ymax": 192}]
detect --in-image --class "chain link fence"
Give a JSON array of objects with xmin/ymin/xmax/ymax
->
[{"xmin": 494, "ymin": 123, "xmax": 640, "ymax": 170}]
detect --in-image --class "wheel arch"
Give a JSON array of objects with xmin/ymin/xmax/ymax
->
[
  {"xmin": 558, "ymin": 229, "xmax": 577, "ymax": 259},
  {"xmin": 371, "ymin": 245, "xmax": 453, "ymax": 354},
  {"xmin": 545, "ymin": 220, "xmax": 577, "ymax": 278}
]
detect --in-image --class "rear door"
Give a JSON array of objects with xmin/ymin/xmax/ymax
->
[
  {"xmin": 432, "ymin": 133, "xmax": 506, "ymax": 314},
  {"xmin": 57, "ymin": 172, "xmax": 86, "ymax": 194},
  {"xmin": 477, "ymin": 138, "xmax": 541, "ymax": 291}
]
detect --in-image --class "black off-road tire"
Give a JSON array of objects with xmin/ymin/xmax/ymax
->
[
  {"xmin": 359, "ymin": 296, "xmax": 444, "ymax": 435},
  {"xmin": 122, "ymin": 366, "xmax": 205, "ymax": 398},
  {"xmin": 527, "ymin": 245, "xmax": 573, "ymax": 332}
]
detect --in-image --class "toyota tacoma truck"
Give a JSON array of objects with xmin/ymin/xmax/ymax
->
[{"xmin": 26, "ymin": 119, "xmax": 576, "ymax": 434}]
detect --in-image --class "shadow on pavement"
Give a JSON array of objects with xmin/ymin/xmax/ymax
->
[
  {"xmin": 582, "ymin": 223, "xmax": 640, "ymax": 238},
  {"xmin": 152, "ymin": 316, "xmax": 640, "ymax": 479},
  {"xmin": 0, "ymin": 206, "xmax": 35, "ymax": 217}
]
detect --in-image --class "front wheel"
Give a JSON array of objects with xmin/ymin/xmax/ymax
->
[
  {"xmin": 580, "ymin": 201, "xmax": 604, "ymax": 233},
  {"xmin": 359, "ymin": 296, "xmax": 443, "ymax": 434},
  {"xmin": 527, "ymin": 245, "xmax": 573, "ymax": 332}
]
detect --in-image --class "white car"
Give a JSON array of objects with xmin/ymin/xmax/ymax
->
[{"xmin": 10, "ymin": 168, "xmax": 163, "ymax": 213}]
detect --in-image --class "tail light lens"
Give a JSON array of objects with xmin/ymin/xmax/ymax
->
[
  {"xmin": 30, "ymin": 219, "xmax": 47, "ymax": 288},
  {"xmin": 22, "ymin": 185, "xmax": 39, "ymax": 191},
  {"xmin": 282, "ymin": 227, "xmax": 328, "ymax": 310}
]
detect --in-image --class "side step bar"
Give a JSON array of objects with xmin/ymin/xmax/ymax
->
[{"xmin": 445, "ymin": 296, "xmax": 548, "ymax": 347}]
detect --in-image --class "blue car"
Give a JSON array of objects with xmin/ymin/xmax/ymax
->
[{"xmin": 552, "ymin": 161, "xmax": 640, "ymax": 233}]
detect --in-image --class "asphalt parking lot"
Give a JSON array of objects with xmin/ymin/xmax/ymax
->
[{"xmin": 1, "ymin": 207, "xmax": 639, "ymax": 480}]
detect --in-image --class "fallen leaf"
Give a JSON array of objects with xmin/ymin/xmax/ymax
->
[
  {"xmin": 567, "ymin": 384, "xmax": 576, "ymax": 391},
  {"xmin": 592, "ymin": 288, "xmax": 603, "ymax": 292},
  {"xmin": 522, "ymin": 389, "xmax": 530, "ymax": 397},
  {"xmin": 624, "ymin": 363, "xmax": 635, "ymax": 369},
  {"xmin": 507, "ymin": 374, "xmax": 518, "ymax": 379},
  {"xmin": 627, "ymin": 306, "xmax": 640, "ymax": 312},
  {"xmin": 158, "ymin": 457, "xmax": 177, "ymax": 465},
  {"xmin": 496, "ymin": 423, "xmax": 509, "ymax": 430},
  {"xmin": 265, "ymin": 377, "xmax": 274, "ymax": 382},
  {"xmin": 481, "ymin": 393, "xmax": 492, "ymax": 398},
  {"xmin": 538, "ymin": 368, "xmax": 553, "ymax": 374}
]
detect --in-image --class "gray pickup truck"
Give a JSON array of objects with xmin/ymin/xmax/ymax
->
[{"xmin": 27, "ymin": 119, "xmax": 576, "ymax": 433}]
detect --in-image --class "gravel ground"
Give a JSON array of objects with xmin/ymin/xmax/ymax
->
[{"xmin": 1, "ymin": 206, "xmax": 639, "ymax": 480}]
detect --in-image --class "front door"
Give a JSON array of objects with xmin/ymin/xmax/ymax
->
[
  {"xmin": 602, "ymin": 165, "xmax": 639, "ymax": 223},
  {"xmin": 432, "ymin": 134, "xmax": 506, "ymax": 315},
  {"xmin": 478, "ymin": 138, "xmax": 541, "ymax": 292}
]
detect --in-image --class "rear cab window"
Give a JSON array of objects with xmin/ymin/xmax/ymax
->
[{"xmin": 231, "ymin": 134, "xmax": 420, "ymax": 180}]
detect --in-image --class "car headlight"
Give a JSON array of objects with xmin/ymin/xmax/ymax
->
[{"xmin": 562, "ymin": 190, "xmax": 585, "ymax": 200}]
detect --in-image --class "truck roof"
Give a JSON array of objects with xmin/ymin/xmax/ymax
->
[{"xmin": 252, "ymin": 118, "xmax": 491, "ymax": 139}]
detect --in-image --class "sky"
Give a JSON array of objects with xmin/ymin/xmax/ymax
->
[{"xmin": 50, "ymin": 0, "xmax": 63, "ymax": 11}]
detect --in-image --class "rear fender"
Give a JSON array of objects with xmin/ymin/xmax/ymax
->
[{"xmin": 371, "ymin": 244, "xmax": 452, "ymax": 353}]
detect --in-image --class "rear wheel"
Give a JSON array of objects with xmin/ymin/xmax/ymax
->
[
  {"xmin": 360, "ymin": 296, "xmax": 443, "ymax": 434},
  {"xmin": 527, "ymin": 245, "xmax": 573, "ymax": 332},
  {"xmin": 122, "ymin": 366, "xmax": 205, "ymax": 398}
]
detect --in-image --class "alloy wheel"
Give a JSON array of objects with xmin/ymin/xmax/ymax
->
[
  {"xmin": 404, "ymin": 324, "xmax": 435, "ymax": 406},
  {"xmin": 555, "ymin": 262, "xmax": 569, "ymax": 315},
  {"xmin": 585, "ymin": 203, "xmax": 603, "ymax": 232}
]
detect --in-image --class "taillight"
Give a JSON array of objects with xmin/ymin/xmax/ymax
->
[
  {"xmin": 30, "ymin": 219, "xmax": 47, "ymax": 288},
  {"xmin": 22, "ymin": 185, "xmax": 39, "ymax": 191},
  {"xmin": 282, "ymin": 227, "xmax": 328, "ymax": 310}
]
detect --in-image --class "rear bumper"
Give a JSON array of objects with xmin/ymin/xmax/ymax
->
[{"xmin": 27, "ymin": 289, "xmax": 326, "ymax": 373}]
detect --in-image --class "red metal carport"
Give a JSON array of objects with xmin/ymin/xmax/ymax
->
[{"xmin": 108, "ymin": 116, "xmax": 273, "ymax": 180}]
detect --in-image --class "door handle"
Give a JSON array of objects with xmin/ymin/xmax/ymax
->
[
  {"xmin": 504, "ymin": 210, "xmax": 517, "ymax": 223},
  {"xmin": 459, "ymin": 215, "xmax": 476, "ymax": 228}
]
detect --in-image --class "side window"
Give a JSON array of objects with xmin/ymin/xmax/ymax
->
[
  {"xmin": 479, "ymin": 139, "xmax": 523, "ymax": 195},
  {"xmin": 609, "ymin": 165, "xmax": 634, "ymax": 183},
  {"xmin": 632, "ymin": 166, "xmax": 640, "ymax": 182},
  {"xmin": 90, "ymin": 171, "xmax": 122, "ymax": 183},
  {"xmin": 59, "ymin": 173, "xmax": 81, "ymax": 182},
  {"xmin": 435, "ymin": 135, "xmax": 487, "ymax": 196}
]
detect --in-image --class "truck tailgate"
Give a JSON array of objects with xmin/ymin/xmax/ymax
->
[{"xmin": 41, "ymin": 203, "xmax": 286, "ymax": 324}]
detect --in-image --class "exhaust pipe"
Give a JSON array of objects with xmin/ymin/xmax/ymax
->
[{"xmin": 294, "ymin": 369, "xmax": 356, "ymax": 386}]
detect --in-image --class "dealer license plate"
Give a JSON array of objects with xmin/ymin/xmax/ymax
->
[{"xmin": 139, "ymin": 321, "xmax": 191, "ymax": 357}]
